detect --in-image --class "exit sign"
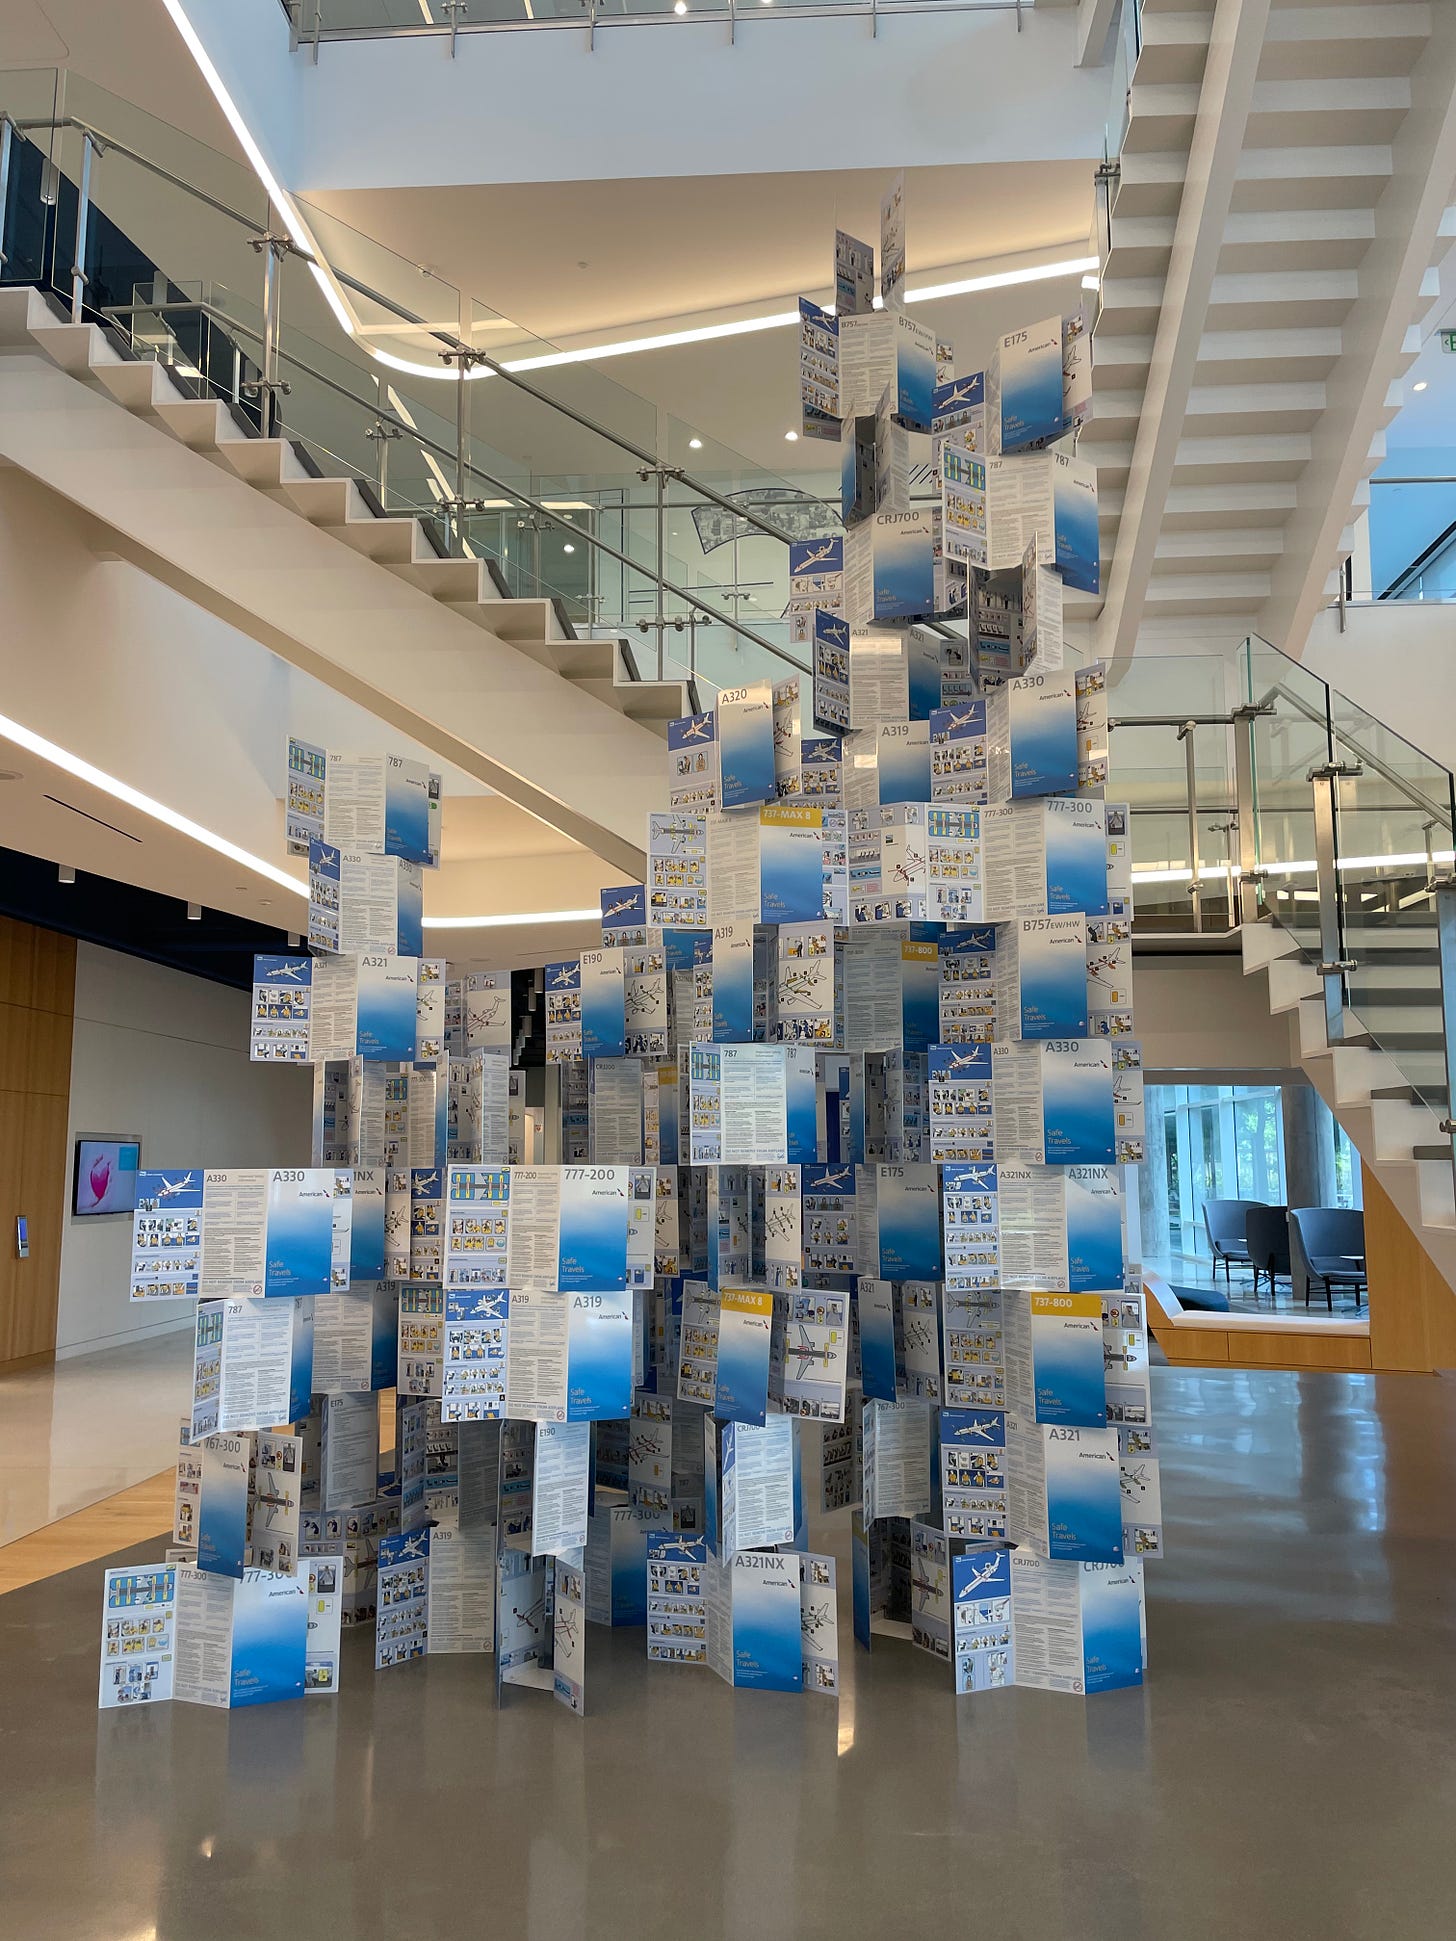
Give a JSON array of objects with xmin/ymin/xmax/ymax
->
[{"xmin": 1441, "ymin": 329, "xmax": 1456, "ymax": 353}]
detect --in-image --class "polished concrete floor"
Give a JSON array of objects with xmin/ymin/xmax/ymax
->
[
  {"xmin": 0, "ymin": 1329, "xmax": 192, "ymax": 1544},
  {"xmin": 4, "ymin": 1365, "xmax": 1456, "ymax": 1940}
]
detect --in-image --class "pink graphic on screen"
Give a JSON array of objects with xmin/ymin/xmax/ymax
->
[{"xmin": 75, "ymin": 1140, "xmax": 141, "ymax": 1215}]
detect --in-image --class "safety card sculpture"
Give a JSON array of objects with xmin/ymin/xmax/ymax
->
[{"xmin": 103, "ymin": 180, "xmax": 1156, "ymax": 1717}]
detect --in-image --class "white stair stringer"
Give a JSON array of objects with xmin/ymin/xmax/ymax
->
[
  {"xmin": 1240, "ymin": 919, "xmax": 1456, "ymax": 1292},
  {"xmin": 1091, "ymin": 0, "xmax": 1456, "ymax": 660},
  {"xmin": 0, "ymin": 285, "xmax": 693, "ymax": 878}
]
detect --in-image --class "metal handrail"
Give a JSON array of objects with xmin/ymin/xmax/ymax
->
[
  {"xmin": 97, "ymin": 295, "xmax": 811, "ymax": 673},
  {"xmin": 322, "ymin": 265, "xmax": 817, "ymax": 552},
  {"xmin": 6, "ymin": 113, "xmax": 814, "ymax": 553},
  {"xmin": 12, "ymin": 115, "xmax": 265, "ymax": 232},
  {"xmin": 1250, "ymin": 675, "xmax": 1454, "ymax": 831},
  {"xmin": 289, "ymin": 0, "xmax": 1024, "ymax": 44},
  {"xmin": 2, "ymin": 113, "xmax": 814, "ymax": 672}
]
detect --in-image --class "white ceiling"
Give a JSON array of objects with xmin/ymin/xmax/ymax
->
[
  {"xmin": 308, "ymin": 162, "xmax": 1097, "ymax": 470},
  {"xmin": 310, "ymin": 161, "xmax": 1094, "ymax": 344}
]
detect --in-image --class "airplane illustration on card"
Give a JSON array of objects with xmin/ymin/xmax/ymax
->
[
  {"xmin": 602, "ymin": 895, "xmax": 642, "ymax": 920},
  {"xmin": 155, "ymin": 1173, "xmax": 196, "ymax": 1199},
  {"xmin": 651, "ymin": 1536, "xmax": 702, "ymax": 1563},
  {"xmin": 414, "ymin": 1171, "xmax": 440, "ymax": 1195},
  {"xmin": 812, "ymin": 1165, "xmax": 853, "ymax": 1191},
  {"xmin": 678, "ymin": 717, "xmax": 713, "ymax": 744},
  {"xmin": 955, "ymin": 1558, "xmax": 1004, "ymax": 1598},
  {"xmin": 263, "ymin": 961, "xmax": 309, "ymax": 981},
  {"xmin": 789, "ymin": 1328, "xmax": 837, "ymax": 1382},
  {"xmin": 941, "ymin": 1049, "xmax": 986, "ymax": 1075},
  {"xmin": 948, "ymin": 1415, "xmax": 1001, "ymax": 1442},
  {"xmin": 911, "ymin": 1569, "xmax": 943, "ymax": 1612},
  {"xmin": 818, "ymin": 618, "xmax": 850, "ymax": 648},
  {"xmin": 549, "ymin": 965, "xmax": 579, "ymax": 988},
  {"xmin": 798, "ymin": 541, "xmax": 839, "ymax": 569},
  {"xmin": 952, "ymin": 1163, "xmax": 996, "ymax": 1191}
]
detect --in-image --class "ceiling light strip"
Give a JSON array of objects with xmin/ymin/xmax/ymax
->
[
  {"xmin": 0, "ymin": 715, "xmax": 615, "ymax": 927},
  {"xmin": 0, "ymin": 711, "xmax": 307, "ymax": 897},
  {"xmin": 159, "ymin": 1, "xmax": 356, "ymax": 338},
  {"xmin": 367, "ymin": 255, "xmax": 1101, "ymax": 383},
  {"xmin": 423, "ymin": 910, "xmax": 602, "ymax": 928}
]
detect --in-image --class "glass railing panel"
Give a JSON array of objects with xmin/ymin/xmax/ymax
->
[
  {"xmin": 18, "ymin": 71, "xmax": 269, "ymax": 323},
  {"xmin": 1108, "ymin": 710, "xmax": 1237, "ymax": 934},
  {"xmin": 307, "ymin": 0, "xmax": 1004, "ymax": 30},
  {"xmin": 0, "ymin": 70, "xmax": 65, "ymax": 296},
  {"xmin": 1241, "ymin": 635, "xmax": 1331, "ymax": 959},
  {"xmin": 1328, "ymin": 692, "xmax": 1455, "ymax": 1113}
]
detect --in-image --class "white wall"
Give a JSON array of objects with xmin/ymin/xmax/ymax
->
[
  {"xmin": 1301, "ymin": 599, "xmax": 1456, "ymax": 776},
  {"xmin": 56, "ymin": 943, "xmax": 310, "ymax": 1358},
  {"xmin": 176, "ymin": 0, "xmax": 1107, "ymax": 193},
  {"xmin": 1133, "ymin": 954, "xmax": 1299, "ymax": 1074}
]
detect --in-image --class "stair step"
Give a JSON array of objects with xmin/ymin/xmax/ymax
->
[
  {"xmin": 155, "ymin": 396, "xmax": 233, "ymax": 450},
  {"xmin": 280, "ymin": 475, "xmax": 361, "ymax": 526},
  {"xmin": 91, "ymin": 359, "xmax": 170, "ymax": 412},
  {"xmin": 1414, "ymin": 1144, "xmax": 1453, "ymax": 1161},
  {"xmin": 1348, "ymin": 986, "xmax": 1443, "ymax": 1007},
  {"xmin": 1373, "ymin": 1030, "xmax": 1445, "ymax": 1052},
  {"xmin": 30, "ymin": 316, "xmax": 122, "ymax": 376},
  {"xmin": 330, "ymin": 513, "xmax": 430, "ymax": 567}
]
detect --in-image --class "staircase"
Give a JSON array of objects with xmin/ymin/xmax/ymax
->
[
  {"xmin": 0, "ymin": 284, "xmax": 687, "ymax": 737},
  {"xmin": 0, "ymin": 282, "xmax": 688, "ymax": 878},
  {"xmin": 1087, "ymin": 0, "xmax": 1456, "ymax": 660},
  {"xmin": 1242, "ymin": 916, "xmax": 1456, "ymax": 1286}
]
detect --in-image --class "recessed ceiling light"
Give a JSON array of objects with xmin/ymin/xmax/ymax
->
[
  {"xmin": 0, "ymin": 769, "xmax": 20, "ymax": 782},
  {"xmin": 1413, "ymin": 380, "xmax": 1428, "ymax": 392},
  {"xmin": 674, "ymin": 2, "xmax": 686, "ymax": 13},
  {"xmin": 688, "ymin": 437, "xmax": 703, "ymax": 449},
  {"xmin": 784, "ymin": 430, "xmax": 799, "ymax": 441},
  {"xmin": 563, "ymin": 543, "xmax": 575, "ymax": 553}
]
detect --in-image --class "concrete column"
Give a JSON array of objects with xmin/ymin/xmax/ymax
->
[{"xmin": 1282, "ymin": 1080, "xmax": 1335, "ymax": 1301}]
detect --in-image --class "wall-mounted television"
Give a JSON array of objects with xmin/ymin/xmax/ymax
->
[{"xmin": 73, "ymin": 1136, "xmax": 142, "ymax": 1217}]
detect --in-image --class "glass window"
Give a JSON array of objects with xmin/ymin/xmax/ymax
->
[
  {"xmin": 1144, "ymin": 1080, "xmax": 1288, "ymax": 1269},
  {"xmin": 1330, "ymin": 1117, "xmax": 1364, "ymax": 1211}
]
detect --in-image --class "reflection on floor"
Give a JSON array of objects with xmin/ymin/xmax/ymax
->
[
  {"xmin": 2, "ymin": 1366, "xmax": 1456, "ymax": 1939},
  {"xmin": 1143, "ymin": 1255, "xmax": 1365, "ymax": 1318},
  {"xmin": 0, "ymin": 1470, "xmax": 173, "ymax": 1596},
  {"xmin": 0, "ymin": 1329, "xmax": 192, "ymax": 1546}
]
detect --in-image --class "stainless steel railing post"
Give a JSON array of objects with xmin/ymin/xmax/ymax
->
[
  {"xmin": 1308, "ymin": 758, "xmax": 1362, "ymax": 1046},
  {"xmin": 1178, "ymin": 719, "xmax": 1203, "ymax": 934},
  {"xmin": 70, "ymin": 130, "xmax": 95, "ymax": 321},
  {"xmin": 1434, "ymin": 884, "xmax": 1456, "ymax": 1178},
  {"xmin": 0, "ymin": 116, "xmax": 14, "ymax": 273},
  {"xmin": 1230, "ymin": 700, "xmax": 1271, "ymax": 926}
]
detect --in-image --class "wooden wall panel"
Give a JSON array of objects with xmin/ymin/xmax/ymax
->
[
  {"xmin": 0, "ymin": 917, "xmax": 76, "ymax": 1367},
  {"xmin": 1235, "ymin": 1331, "xmax": 1372, "ymax": 1372},
  {"xmin": 1364, "ymin": 1165, "xmax": 1456, "ymax": 1374}
]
